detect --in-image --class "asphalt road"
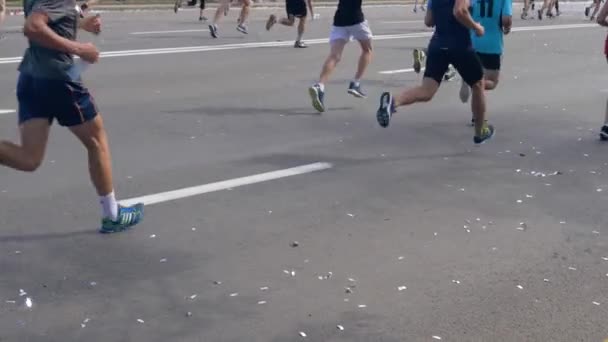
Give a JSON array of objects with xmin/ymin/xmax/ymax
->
[{"xmin": 1, "ymin": 3, "xmax": 608, "ymax": 342}]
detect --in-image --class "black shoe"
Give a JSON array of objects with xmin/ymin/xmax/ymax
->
[
  {"xmin": 600, "ymin": 125, "xmax": 608, "ymax": 141},
  {"xmin": 294, "ymin": 40, "xmax": 307, "ymax": 48},
  {"xmin": 585, "ymin": 6, "xmax": 590, "ymax": 17},
  {"xmin": 376, "ymin": 92, "xmax": 395, "ymax": 128},
  {"xmin": 209, "ymin": 24, "xmax": 218, "ymax": 38}
]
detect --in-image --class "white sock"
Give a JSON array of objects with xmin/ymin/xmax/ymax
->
[
  {"xmin": 100, "ymin": 191, "xmax": 119, "ymax": 221},
  {"xmin": 353, "ymin": 79, "xmax": 360, "ymax": 86},
  {"xmin": 317, "ymin": 83, "xmax": 325, "ymax": 91}
]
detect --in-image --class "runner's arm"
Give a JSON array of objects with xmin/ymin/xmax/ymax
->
[
  {"xmin": 23, "ymin": 12, "xmax": 83, "ymax": 55},
  {"xmin": 502, "ymin": 0, "xmax": 513, "ymax": 34},
  {"xmin": 453, "ymin": 0, "xmax": 483, "ymax": 33},
  {"xmin": 424, "ymin": 10, "xmax": 434, "ymax": 27},
  {"xmin": 307, "ymin": 0, "xmax": 314, "ymax": 19},
  {"xmin": 597, "ymin": 0, "xmax": 608, "ymax": 26}
]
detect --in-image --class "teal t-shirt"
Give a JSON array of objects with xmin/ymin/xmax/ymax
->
[{"xmin": 470, "ymin": 0, "xmax": 512, "ymax": 54}]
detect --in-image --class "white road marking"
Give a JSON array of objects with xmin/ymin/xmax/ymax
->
[
  {"xmin": 379, "ymin": 67, "xmax": 421, "ymax": 74},
  {"xmin": 0, "ymin": 23, "xmax": 596, "ymax": 65},
  {"xmin": 381, "ymin": 20, "xmax": 425, "ymax": 24},
  {"xmin": 120, "ymin": 162, "xmax": 333, "ymax": 206},
  {"xmin": 131, "ymin": 29, "xmax": 209, "ymax": 35},
  {"xmin": 0, "ymin": 109, "xmax": 16, "ymax": 115}
]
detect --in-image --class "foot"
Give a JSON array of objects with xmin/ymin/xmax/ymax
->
[
  {"xmin": 266, "ymin": 14, "xmax": 277, "ymax": 30},
  {"xmin": 590, "ymin": 15, "xmax": 596, "ymax": 21},
  {"xmin": 443, "ymin": 65, "xmax": 457, "ymax": 82},
  {"xmin": 413, "ymin": 6, "xmax": 417, "ymax": 12},
  {"xmin": 413, "ymin": 48, "xmax": 425, "ymax": 74},
  {"xmin": 100, "ymin": 203, "xmax": 144, "ymax": 234},
  {"xmin": 473, "ymin": 123, "xmax": 495, "ymax": 144},
  {"xmin": 459, "ymin": 81, "xmax": 470, "ymax": 103},
  {"xmin": 547, "ymin": 11, "xmax": 553, "ymax": 18},
  {"xmin": 174, "ymin": 0, "xmax": 180, "ymax": 13},
  {"xmin": 585, "ymin": 6, "xmax": 590, "ymax": 17},
  {"xmin": 521, "ymin": 11, "xmax": 528, "ymax": 19},
  {"xmin": 537, "ymin": 9, "xmax": 542, "ymax": 20},
  {"xmin": 294, "ymin": 40, "xmax": 308, "ymax": 48},
  {"xmin": 347, "ymin": 82, "xmax": 367, "ymax": 98},
  {"xmin": 420, "ymin": 5, "xmax": 426, "ymax": 11},
  {"xmin": 209, "ymin": 24, "xmax": 218, "ymax": 38},
  {"xmin": 199, "ymin": 15, "xmax": 207, "ymax": 21},
  {"xmin": 308, "ymin": 84, "xmax": 325, "ymax": 113},
  {"xmin": 236, "ymin": 24, "xmax": 248, "ymax": 34},
  {"xmin": 600, "ymin": 125, "xmax": 608, "ymax": 141},
  {"xmin": 376, "ymin": 92, "xmax": 396, "ymax": 128}
]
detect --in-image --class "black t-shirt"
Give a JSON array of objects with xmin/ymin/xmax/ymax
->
[{"xmin": 333, "ymin": 0, "xmax": 364, "ymax": 27}]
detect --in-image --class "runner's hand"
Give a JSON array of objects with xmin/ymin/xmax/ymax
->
[
  {"xmin": 473, "ymin": 23, "xmax": 484, "ymax": 37},
  {"xmin": 80, "ymin": 15, "xmax": 102, "ymax": 34},
  {"xmin": 77, "ymin": 42, "xmax": 100, "ymax": 63},
  {"xmin": 503, "ymin": 25, "xmax": 511, "ymax": 34}
]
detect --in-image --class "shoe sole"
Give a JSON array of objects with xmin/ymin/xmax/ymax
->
[
  {"xmin": 376, "ymin": 92, "xmax": 392, "ymax": 128},
  {"xmin": 209, "ymin": 26, "xmax": 217, "ymax": 38},
  {"xmin": 308, "ymin": 87, "xmax": 325, "ymax": 113},
  {"xmin": 600, "ymin": 132, "xmax": 608, "ymax": 141},
  {"xmin": 347, "ymin": 89, "xmax": 366, "ymax": 98},
  {"xmin": 237, "ymin": 27, "xmax": 248, "ymax": 34},
  {"xmin": 474, "ymin": 126, "xmax": 496, "ymax": 145}
]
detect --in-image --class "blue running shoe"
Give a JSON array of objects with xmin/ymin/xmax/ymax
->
[
  {"xmin": 308, "ymin": 84, "xmax": 325, "ymax": 113},
  {"xmin": 600, "ymin": 125, "xmax": 608, "ymax": 141},
  {"xmin": 100, "ymin": 203, "xmax": 144, "ymax": 234},
  {"xmin": 473, "ymin": 123, "xmax": 495, "ymax": 144},
  {"xmin": 376, "ymin": 92, "xmax": 395, "ymax": 128},
  {"xmin": 347, "ymin": 82, "xmax": 367, "ymax": 98}
]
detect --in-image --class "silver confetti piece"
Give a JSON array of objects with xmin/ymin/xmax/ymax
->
[
  {"xmin": 348, "ymin": 278, "xmax": 356, "ymax": 282},
  {"xmin": 597, "ymin": 188, "xmax": 603, "ymax": 192},
  {"xmin": 290, "ymin": 241, "xmax": 299, "ymax": 247},
  {"xmin": 347, "ymin": 213, "xmax": 355, "ymax": 217},
  {"xmin": 398, "ymin": 256, "xmax": 405, "ymax": 260},
  {"xmin": 192, "ymin": 227, "xmax": 197, "ymax": 231},
  {"xmin": 186, "ymin": 312, "xmax": 193, "ymax": 317},
  {"xmin": 602, "ymin": 257, "xmax": 608, "ymax": 261},
  {"xmin": 592, "ymin": 231, "xmax": 600, "ymax": 235},
  {"xmin": 516, "ymin": 200, "xmax": 523, "ymax": 204},
  {"xmin": 213, "ymin": 281, "xmax": 222, "ymax": 285}
]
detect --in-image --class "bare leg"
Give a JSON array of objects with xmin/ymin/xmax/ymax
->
[
  {"xmin": 394, "ymin": 77, "xmax": 440, "ymax": 107},
  {"xmin": 604, "ymin": 97, "xmax": 608, "ymax": 124},
  {"xmin": 68, "ymin": 115, "xmax": 113, "ymax": 196},
  {"xmin": 471, "ymin": 79, "xmax": 487, "ymax": 137},
  {"xmin": 591, "ymin": 0, "xmax": 601, "ymax": 18},
  {"xmin": 296, "ymin": 16, "xmax": 306, "ymax": 42},
  {"xmin": 213, "ymin": 0, "xmax": 230, "ymax": 24},
  {"xmin": 0, "ymin": 118, "xmax": 50, "ymax": 172},
  {"xmin": 319, "ymin": 40, "xmax": 347, "ymax": 84},
  {"xmin": 238, "ymin": 0, "xmax": 251, "ymax": 25},
  {"xmin": 0, "ymin": 0, "xmax": 5, "ymax": 31},
  {"xmin": 354, "ymin": 39, "xmax": 373, "ymax": 80},
  {"xmin": 483, "ymin": 69, "xmax": 500, "ymax": 90}
]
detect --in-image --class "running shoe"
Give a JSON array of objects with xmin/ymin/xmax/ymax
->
[
  {"xmin": 585, "ymin": 6, "xmax": 590, "ymax": 17},
  {"xmin": 444, "ymin": 65, "xmax": 457, "ymax": 81},
  {"xmin": 99, "ymin": 203, "xmax": 144, "ymax": 234},
  {"xmin": 199, "ymin": 16, "xmax": 208, "ymax": 21},
  {"xmin": 237, "ymin": 24, "xmax": 248, "ymax": 34},
  {"xmin": 294, "ymin": 40, "xmax": 308, "ymax": 48},
  {"xmin": 459, "ymin": 80, "xmax": 470, "ymax": 103},
  {"xmin": 413, "ymin": 48, "xmax": 425, "ymax": 74},
  {"xmin": 347, "ymin": 82, "xmax": 367, "ymax": 98},
  {"xmin": 266, "ymin": 14, "xmax": 277, "ymax": 30},
  {"xmin": 537, "ymin": 9, "xmax": 543, "ymax": 20},
  {"xmin": 209, "ymin": 24, "xmax": 218, "ymax": 38},
  {"xmin": 413, "ymin": 6, "xmax": 418, "ymax": 12},
  {"xmin": 174, "ymin": 0, "xmax": 181, "ymax": 13},
  {"xmin": 521, "ymin": 10, "xmax": 528, "ymax": 19},
  {"xmin": 473, "ymin": 123, "xmax": 495, "ymax": 144},
  {"xmin": 421, "ymin": 5, "xmax": 426, "ymax": 11},
  {"xmin": 600, "ymin": 125, "xmax": 608, "ymax": 141},
  {"xmin": 377, "ymin": 92, "xmax": 396, "ymax": 128},
  {"xmin": 308, "ymin": 84, "xmax": 325, "ymax": 113}
]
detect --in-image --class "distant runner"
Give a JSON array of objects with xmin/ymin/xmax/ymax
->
[
  {"xmin": 596, "ymin": 0, "xmax": 608, "ymax": 140},
  {"xmin": 266, "ymin": 0, "xmax": 314, "ymax": 48}
]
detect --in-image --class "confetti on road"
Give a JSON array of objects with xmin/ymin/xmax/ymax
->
[
  {"xmin": 299, "ymin": 331, "xmax": 307, "ymax": 338},
  {"xmin": 432, "ymin": 336, "xmax": 442, "ymax": 340},
  {"xmin": 451, "ymin": 280, "xmax": 461, "ymax": 284},
  {"xmin": 358, "ymin": 304, "xmax": 367, "ymax": 308},
  {"xmin": 260, "ymin": 287, "xmax": 269, "ymax": 291},
  {"xmin": 517, "ymin": 285, "xmax": 524, "ymax": 290},
  {"xmin": 137, "ymin": 319, "xmax": 145, "ymax": 324},
  {"xmin": 568, "ymin": 267, "xmax": 577, "ymax": 271},
  {"xmin": 398, "ymin": 286, "xmax": 407, "ymax": 291},
  {"xmin": 229, "ymin": 293, "xmax": 239, "ymax": 297},
  {"xmin": 337, "ymin": 325, "xmax": 345, "ymax": 331},
  {"xmin": 257, "ymin": 301, "xmax": 267, "ymax": 305},
  {"xmin": 593, "ymin": 301, "xmax": 601, "ymax": 306},
  {"xmin": 25, "ymin": 297, "xmax": 33, "ymax": 308},
  {"xmin": 160, "ymin": 258, "xmax": 167, "ymax": 263},
  {"xmin": 149, "ymin": 234, "xmax": 156, "ymax": 238}
]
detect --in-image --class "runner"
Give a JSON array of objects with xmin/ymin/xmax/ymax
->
[
  {"xmin": 537, "ymin": 0, "xmax": 557, "ymax": 19},
  {"xmin": 376, "ymin": 0, "xmax": 495, "ymax": 144},
  {"xmin": 596, "ymin": 0, "xmax": 608, "ymax": 140},
  {"xmin": 586, "ymin": 0, "xmax": 602, "ymax": 20},
  {"xmin": 0, "ymin": 0, "xmax": 144, "ymax": 233},
  {"xmin": 174, "ymin": 0, "xmax": 207, "ymax": 21},
  {"xmin": 0, "ymin": 0, "xmax": 5, "ymax": 39},
  {"xmin": 209, "ymin": 0, "xmax": 250, "ymax": 38},
  {"xmin": 266, "ymin": 0, "xmax": 314, "ymax": 48},
  {"xmin": 308, "ymin": 0, "xmax": 373, "ymax": 112},
  {"xmin": 414, "ymin": 0, "xmax": 427, "ymax": 12},
  {"xmin": 459, "ymin": 0, "xmax": 512, "ymax": 125}
]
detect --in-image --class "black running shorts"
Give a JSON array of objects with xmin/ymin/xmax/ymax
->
[
  {"xmin": 476, "ymin": 52, "xmax": 501, "ymax": 71},
  {"xmin": 286, "ymin": 0, "xmax": 307, "ymax": 17},
  {"xmin": 424, "ymin": 47, "xmax": 484, "ymax": 86}
]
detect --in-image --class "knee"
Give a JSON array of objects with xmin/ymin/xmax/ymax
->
[
  {"xmin": 329, "ymin": 52, "xmax": 342, "ymax": 63},
  {"xmin": 20, "ymin": 156, "xmax": 43, "ymax": 172},
  {"xmin": 418, "ymin": 91, "xmax": 434, "ymax": 102}
]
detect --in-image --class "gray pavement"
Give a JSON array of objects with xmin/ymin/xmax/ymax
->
[{"xmin": 1, "ymin": 4, "xmax": 608, "ymax": 342}]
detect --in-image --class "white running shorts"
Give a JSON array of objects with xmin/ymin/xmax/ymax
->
[{"xmin": 329, "ymin": 20, "xmax": 373, "ymax": 43}]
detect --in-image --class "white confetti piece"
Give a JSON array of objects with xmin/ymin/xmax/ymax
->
[
  {"xmin": 434, "ymin": 232, "xmax": 438, "ymax": 236},
  {"xmin": 347, "ymin": 213, "xmax": 355, "ymax": 217},
  {"xmin": 397, "ymin": 286, "xmax": 407, "ymax": 291},
  {"xmin": 560, "ymin": 221, "xmax": 566, "ymax": 224},
  {"xmin": 568, "ymin": 267, "xmax": 577, "ymax": 271},
  {"xmin": 260, "ymin": 287, "xmax": 269, "ymax": 291},
  {"xmin": 584, "ymin": 154, "xmax": 590, "ymax": 157},
  {"xmin": 291, "ymin": 270, "xmax": 296, "ymax": 277},
  {"xmin": 459, "ymin": 188, "xmax": 466, "ymax": 192},
  {"xmin": 137, "ymin": 319, "xmax": 145, "ymax": 324},
  {"xmin": 19, "ymin": 289, "xmax": 27, "ymax": 297},
  {"xmin": 5, "ymin": 300, "xmax": 16, "ymax": 304},
  {"xmin": 25, "ymin": 297, "xmax": 33, "ymax": 308},
  {"xmin": 337, "ymin": 325, "xmax": 344, "ymax": 331},
  {"xmin": 516, "ymin": 169, "xmax": 521, "ymax": 173},
  {"xmin": 191, "ymin": 227, "xmax": 197, "ymax": 231},
  {"xmin": 451, "ymin": 280, "xmax": 460, "ymax": 284},
  {"xmin": 348, "ymin": 278, "xmax": 356, "ymax": 283},
  {"xmin": 592, "ymin": 230, "xmax": 600, "ymax": 235},
  {"xmin": 491, "ymin": 247, "xmax": 498, "ymax": 251},
  {"xmin": 257, "ymin": 301, "xmax": 267, "ymax": 305},
  {"xmin": 516, "ymin": 200, "xmax": 523, "ymax": 204},
  {"xmin": 344, "ymin": 298, "xmax": 350, "ymax": 302},
  {"xmin": 593, "ymin": 301, "xmax": 601, "ymax": 306},
  {"xmin": 14, "ymin": 251, "xmax": 21, "ymax": 254},
  {"xmin": 525, "ymin": 194, "xmax": 534, "ymax": 198},
  {"xmin": 189, "ymin": 294, "xmax": 198, "ymax": 300},
  {"xmin": 597, "ymin": 188, "xmax": 603, "ymax": 192},
  {"xmin": 543, "ymin": 279, "xmax": 550, "ymax": 283},
  {"xmin": 398, "ymin": 256, "xmax": 405, "ymax": 260},
  {"xmin": 229, "ymin": 293, "xmax": 239, "ymax": 297},
  {"xmin": 160, "ymin": 258, "xmax": 167, "ymax": 263},
  {"xmin": 517, "ymin": 285, "xmax": 524, "ymax": 290},
  {"xmin": 358, "ymin": 304, "xmax": 367, "ymax": 308},
  {"xmin": 432, "ymin": 336, "xmax": 442, "ymax": 340},
  {"xmin": 283, "ymin": 270, "xmax": 290, "ymax": 275},
  {"xmin": 476, "ymin": 218, "xmax": 481, "ymax": 222},
  {"xmin": 213, "ymin": 281, "xmax": 222, "ymax": 285},
  {"xmin": 149, "ymin": 234, "xmax": 156, "ymax": 238},
  {"xmin": 465, "ymin": 229, "xmax": 471, "ymax": 233},
  {"xmin": 602, "ymin": 257, "xmax": 608, "ymax": 261}
]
